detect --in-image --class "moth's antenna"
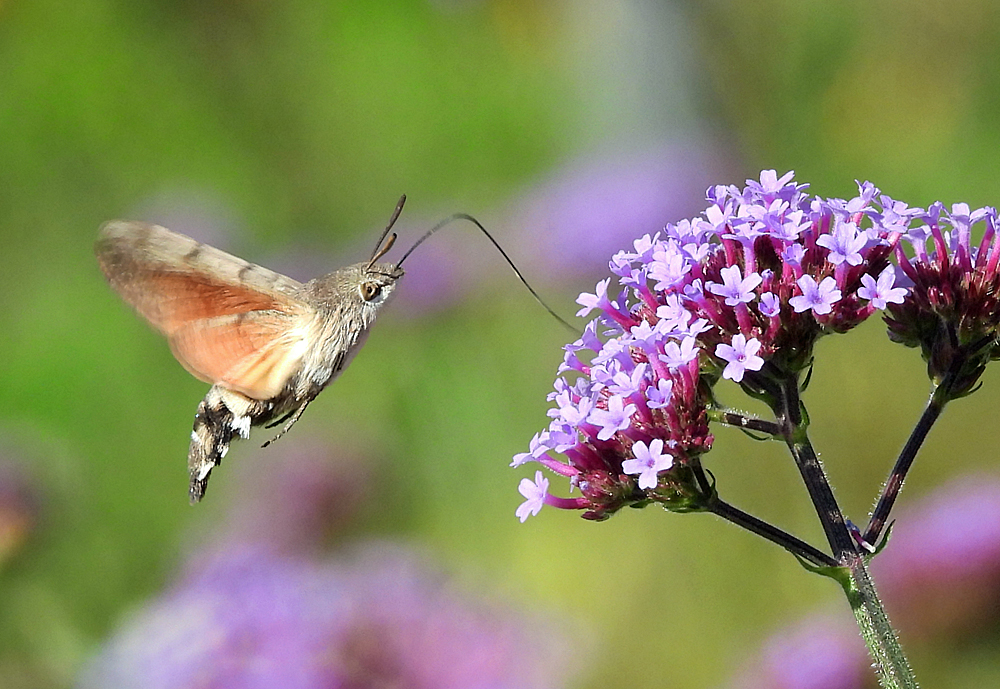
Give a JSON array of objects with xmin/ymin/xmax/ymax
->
[
  {"xmin": 398, "ymin": 213, "xmax": 580, "ymax": 335},
  {"xmin": 367, "ymin": 195, "xmax": 406, "ymax": 269}
]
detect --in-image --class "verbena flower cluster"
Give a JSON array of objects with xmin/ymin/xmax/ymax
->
[
  {"xmin": 886, "ymin": 202, "xmax": 1000, "ymax": 395},
  {"xmin": 514, "ymin": 170, "xmax": 940, "ymax": 521}
]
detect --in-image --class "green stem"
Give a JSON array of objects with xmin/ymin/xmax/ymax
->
[
  {"xmin": 756, "ymin": 369, "xmax": 918, "ymax": 686},
  {"xmin": 708, "ymin": 497, "xmax": 837, "ymax": 568},
  {"xmin": 775, "ymin": 375, "xmax": 856, "ymax": 559},
  {"xmin": 840, "ymin": 555, "xmax": 919, "ymax": 689},
  {"xmin": 706, "ymin": 408, "xmax": 782, "ymax": 436},
  {"xmin": 863, "ymin": 382, "xmax": 948, "ymax": 544}
]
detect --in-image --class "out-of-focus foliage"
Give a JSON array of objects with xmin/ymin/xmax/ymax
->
[{"xmin": 3, "ymin": 0, "xmax": 1000, "ymax": 688}]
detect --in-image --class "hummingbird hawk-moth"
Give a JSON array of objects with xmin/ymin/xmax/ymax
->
[
  {"xmin": 97, "ymin": 197, "xmax": 408, "ymax": 503},
  {"xmin": 97, "ymin": 196, "xmax": 574, "ymax": 503}
]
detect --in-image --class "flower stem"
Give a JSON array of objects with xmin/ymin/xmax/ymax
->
[
  {"xmin": 706, "ymin": 408, "xmax": 782, "ymax": 437},
  {"xmin": 840, "ymin": 555, "xmax": 919, "ymax": 689},
  {"xmin": 707, "ymin": 497, "xmax": 837, "ymax": 568},
  {"xmin": 769, "ymin": 373, "xmax": 918, "ymax": 688},
  {"xmin": 774, "ymin": 375, "xmax": 857, "ymax": 559},
  {"xmin": 862, "ymin": 382, "xmax": 948, "ymax": 544}
]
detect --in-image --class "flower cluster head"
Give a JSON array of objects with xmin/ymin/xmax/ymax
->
[
  {"xmin": 515, "ymin": 171, "xmax": 915, "ymax": 521},
  {"xmin": 886, "ymin": 202, "xmax": 1000, "ymax": 396}
]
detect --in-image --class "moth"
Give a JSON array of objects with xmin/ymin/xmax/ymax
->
[
  {"xmin": 97, "ymin": 197, "xmax": 408, "ymax": 503},
  {"xmin": 98, "ymin": 197, "xmax": 574, "ymax": 503}
]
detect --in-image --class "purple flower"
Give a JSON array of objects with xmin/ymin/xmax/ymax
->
[
  {"xmin": 514, "ymin": 171, "xmax": 911, "ymax": 521},
  {"xmin": 759, "ymin": 292, "xmax": 780, "ymax": 318},
  {"xmin": 621, "ymin": 439, "xmax": 674, "ymax": 489},
  {"xmin": 576, "ymin": 278, "xmax": 612, "ymax": 318},
  {"xmin": 660, "ymin": 335, "xmax": 700, "ymax": 370},
  {"xmin": 886, "ymin": 202, "xmax": 1000, "ymax": 396},
  {"xmin": 588, "ymin": 395, "xmax": 637, "ymax": 440},
  {"xmin": 817, "ymin": 219, "xmax": 867, "ymax": 266},
  {"xmin": 656, "ymin": 294, "xmax": 691, "ymax": 327},
  {"xmin": 645, "ymin": 378, "xmax": 674, "ymax": 409},
  {"xmin": 516, "ymin": 471, "xmax": 549, "ymax": 522},
  {"xmin": 716, "ymin": 334, "xmax": 765, "ymax": 383},
  {"xmin": 782, "ymin": 243, "xmax": 805, "ymax": 266},
  {"xmin": 511, "ymin": 432, "xmax": 550, "ymax": 467},
  {"xmin": 745, "ymin": 169, "xmax": 799, "ymax": 198},
  {"xmin": 649, "ymin": 243, "xmax": 693, "ymax": 291},
  {"xmin": 608, "ymin": 362, "xmax": 648, "ymax": 397},
  {"xmin": 554, "ymin": 394, "xmax": 594, "ymax": 427},
  {"xmin": 858, "ymin": 266, "xmax": 907, "ymax": 310},
  {"xmin": 707, "ymin": 265, "xmax": 763, "ymax": 306},
  {"xmin": 789, "ymin": 275, "xmax": 842, "ymax": 316}
]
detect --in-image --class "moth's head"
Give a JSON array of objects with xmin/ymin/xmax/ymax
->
[
  {"xmin": 355, "ymin": 261, "xmax": 404, "ymax": 308},
  {"xmin": 303, "ymin": 260, "xmax": 404, "ymax": 324}
]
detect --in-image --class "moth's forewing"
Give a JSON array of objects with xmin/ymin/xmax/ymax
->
[
  {"xmin": 96, "ymin": 221, "xmax": 314, "ymax": 399},
  {"xmin": 97, "ymin": 221, "xmax": 303, "ymax": 299}
]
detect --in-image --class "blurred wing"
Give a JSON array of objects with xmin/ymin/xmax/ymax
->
[{"xmin": 96, "ymin": 221, "xmax": 314, "ymax": 399}]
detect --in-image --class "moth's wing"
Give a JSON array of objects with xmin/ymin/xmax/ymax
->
[
  {"xmin": 96, "ymin": 221, "xmax": 314, "ymax": 399},
  {"xmin": 169, "ymin": 312, "xmax": 316, "ymax": 399}
]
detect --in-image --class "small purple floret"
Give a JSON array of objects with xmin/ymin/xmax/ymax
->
[
  {"xmin": 516, "ymin": 471, "xmax": 549, "ymax": 522},
  {"xmin": 716, "ymin": 334, "xmax": 765, "ymax": 383},
  {"xmin": 621, "ymin": 439, "xmax": 674, "ymax": 490}
]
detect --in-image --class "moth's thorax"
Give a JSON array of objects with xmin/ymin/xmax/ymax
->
[{"xmin": 288, "ymin": 260, "xmax": 403, "ymax": 395}]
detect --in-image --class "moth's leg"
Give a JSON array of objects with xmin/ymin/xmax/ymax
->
[
  {"xmin": 264, "ymin": 408, "xmax": 296, "ymax": 429},
  {"xmin": 262, "ymin": 399, "xmax": 311, "ymax": 448},
  {"xmin": 187, "ymin": 386, "xmax": 256, "ymax": 504}
]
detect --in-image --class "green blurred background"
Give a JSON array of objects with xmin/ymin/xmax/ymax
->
[{"xmin": 3, "ymin": 0, "xmax": 1000, "ymax": 687}]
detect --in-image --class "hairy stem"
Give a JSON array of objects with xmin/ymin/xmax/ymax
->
[
  {"xmin": 708, "ymin": 497, "xmax": 837, "ymax": 568},
  {"xmin": 706, "ymin": 408, "xmax": 782, "ymax": 436},
  {"xmin": 863, "ymin": 383, "xmax": 948, "ymax": 544},
  {"xmin": 841, "ymin": 555, "xmax": 919, "ymax": 689},
  {"xmin": 775, "ymin": 375, "xmax": 856, "ymax": 559}
]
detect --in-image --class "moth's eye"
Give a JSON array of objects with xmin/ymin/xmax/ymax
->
[{"xmin": 360, "ymin": 282, "xmax": 382, "ymax": 301}]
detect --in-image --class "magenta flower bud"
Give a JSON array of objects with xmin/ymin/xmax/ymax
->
[{"xmin": 885, "ymin": 202, "xmax": 1000, "ymax": 397}]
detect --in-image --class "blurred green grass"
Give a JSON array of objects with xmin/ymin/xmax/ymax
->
[{"xmin": 4, "ymin": 0, "xmax": 1000, "ymax": 687}]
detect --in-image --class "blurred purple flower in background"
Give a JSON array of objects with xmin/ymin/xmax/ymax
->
[
  {"xmin": 871, "ymin": 473, "xmax": 1000, "ymax": 638},
  {"xmin": 77, "ymin": 544, "xmax": 570, "ymax": 689},
  {"xmin": 510, "ymin": 139, "xmax": 736, "ymax": 282},
  {"xmin": 77, "ymin": 440, "xmax": 574, "ymax": 689},
  {"xmin": 729, "ymin": 615, "xmax": 872, "ymax": 689}
]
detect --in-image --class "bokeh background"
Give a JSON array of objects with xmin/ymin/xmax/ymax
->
[{"xmin": 4, "ymin": 0, "xmax": 1000, "ymax": 687}]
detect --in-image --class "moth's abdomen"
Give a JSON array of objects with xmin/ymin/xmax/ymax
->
[{"xmin": 187, "ymin": 386, "xmax": 272, "ymax": 503}]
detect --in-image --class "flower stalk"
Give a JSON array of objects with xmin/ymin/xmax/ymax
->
[
  {"xmin": 770, "ymin": 372, "xmax": 857, "ymax": 559},
  {"xmin": 707, "ymin": 496, "xmax": 837, "ymax": 568},
  {"xmin": 863, "ymin": 379, "xmax": 949, "ymax": 545},
  {"xmin": 841, "ymin": 555, "xmax": 919, "ymax": 689}
]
